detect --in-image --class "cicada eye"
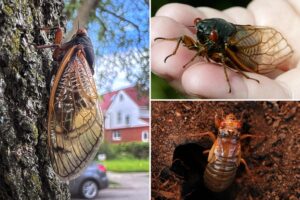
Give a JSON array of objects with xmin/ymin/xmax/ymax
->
[
  {"xmin": 197, "ymin": 31, "xmax": 206, "ymax": 44},
  {"xmin": 194, "ymin": 18, "xmax": 202, "ymax": 25},
  {"xmin": 209, "ymin": 30, "xmax": 218, "ymax": 42},
  {"xmin": 237, "ymin": 122, "xmax": 242, "ymax": 129},
  {"xmin": 220, "ymin": 121, "xmax": 226, "ymax": 128}
]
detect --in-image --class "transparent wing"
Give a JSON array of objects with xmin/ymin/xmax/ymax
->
[
  {"xmin": 226, "ymin": 25, "xmax": 293, "ymax": 73},
  {"xmin": 48, "ymin": 47, "xmax": 103, "ymax": 180}
]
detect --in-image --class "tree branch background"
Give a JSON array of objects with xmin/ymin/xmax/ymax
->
[{"xmin": 65, "ymin": 0, "xmax": 149, "ymax": 95}]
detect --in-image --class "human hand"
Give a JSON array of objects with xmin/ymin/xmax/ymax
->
[{"xmin": 151, "ymin": 0, "xmax": 300, "ymax": 99}]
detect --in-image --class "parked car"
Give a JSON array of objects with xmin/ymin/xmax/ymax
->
[{"xmin": 69, "ymin": 162, "xmax": 109, "ymax": 199}]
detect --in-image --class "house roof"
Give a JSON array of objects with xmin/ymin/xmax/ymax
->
[{"xmin": 99, "ymin": 86, "xmax": 148, "ymax": 111}]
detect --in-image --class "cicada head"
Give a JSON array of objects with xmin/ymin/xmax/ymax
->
[
  {"xmin": 71, "ymin": 28, "xmax": 88, "ymax": 39},
  {"xmin": 194, "ymin": 18, "xmax": 236, "ymax": 49},
  {"xmin": 76, "ymin": 28, "xmax": 87, "ymax": 36},
  {"xmin": 218, "ymin": 113, "xmax": 242, "ymax": 139}
]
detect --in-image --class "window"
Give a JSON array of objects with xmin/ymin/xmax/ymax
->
[
  {"xmin": 125, "ymin": 115, "xmax": 130, "ymax": 125},
  {"xmin": 141, "ymin": 131, "xmax": 149, "ymax": 142},
  {"xmin": 117, "ymin": 111, "xmax": 122, "ymax": 124},
  {"xmin": 119, "ymin": 94, "xmax": 123, "ymax": 101},
  {"xmin": 112, "ymin": 131, "xmax": 121, "ymax": 141}
]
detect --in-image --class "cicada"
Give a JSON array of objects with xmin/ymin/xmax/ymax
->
[
  {"xmin": 203, "ymin": 113, "xmax": 250, "ymax": 192},
  {"xmin": 155, "ymin": 18, "xmax": 293, "ymax": 92},
  {"xmin": 169, "ymin": 113, "xmax": 258, "ymax": 192},
  {"xmin": 37, "ymin": 27, "xmax": 104, "ymax": 180}
]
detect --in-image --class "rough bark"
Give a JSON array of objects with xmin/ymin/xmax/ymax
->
[{"xmin": 0, "ymin": 0, "xmax": 70, "ymax": 199}]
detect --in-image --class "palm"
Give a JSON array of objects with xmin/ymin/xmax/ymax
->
[{"xmin": 151, "ymin": 0, "xmax": 300, "ymax": 99}]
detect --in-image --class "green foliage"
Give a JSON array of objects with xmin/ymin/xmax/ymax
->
[
  {"xmin": 98, "ymin": 142, "xmax": 118, "ymax": 159},
  {"xmin": 98, "ymin": 142, "xmax": 149, "ymax": 160},
  {"xmin": 103, "ymin": 158, "xmax": 149, "ymax": 172},
  {"xmin": 151, "ymin": 73, "xmax": 186, "ymax": 99}
]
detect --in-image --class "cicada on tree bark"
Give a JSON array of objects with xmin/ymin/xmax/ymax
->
[
  {"xmin": 155, "ymin": 18, "xmax": 294, "ymax": 93},
  {"xmin": 37, "ymin": 27, "xmax": 104, "ymax": 180}
]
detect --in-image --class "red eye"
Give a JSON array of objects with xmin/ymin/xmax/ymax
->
[
  {"xmin": 236, "ymin": 122, "xmax": 242, "ymax": 129},
  {"xmin": 209, "ymin": 30, "xmax": 218, "ymax": 42},
  {"xmin": 194, "ymin": 18, "xmax": 202, "ymax": 25},
  {"xmin": 220, "ymin": 121, "xmax": 225, "ymax": 127}
]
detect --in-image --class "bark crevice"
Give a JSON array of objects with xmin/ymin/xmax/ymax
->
[{"xmin": 0, "ymin": 0, "xmax": 70, "ymax": 199}]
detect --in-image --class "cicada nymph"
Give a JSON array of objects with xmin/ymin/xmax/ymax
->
[
  {"xmin": 155, "ymin": 18, "xmax": 293, "ymax": 92},
  {"xmin": 168, "ymin": 113, "xmax": 259, "ymax": 192},
  {"xmin": 37, "ymin": 27, "xmax": 103, "ymax": 180}
]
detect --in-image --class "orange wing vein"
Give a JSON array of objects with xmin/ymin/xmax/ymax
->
[
  {"xmin": 226, "ymin": 25, "xmax": 293, "ymax": 74},
  {"xmin": 48, "ymin": 45, "xmax": 103, "ymax": 180}
]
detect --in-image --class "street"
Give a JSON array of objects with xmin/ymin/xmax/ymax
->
[{"xmin": 72, "ymin": 172, "xmax": 149, "ymax": 200}]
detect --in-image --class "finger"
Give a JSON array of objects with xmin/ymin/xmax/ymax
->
[
  {"xmin": 155, "ymin": 3, "xmax": 205, "ymax": 27},
  {"xmin": 248, "ymin": 0, "xmax": 300, "ymax": 65},
  {"xmin": 287, "ymin": 0, "xmax": 300, "ymax": 14},
  {"xmin": 223, "ymin": 6, "xmax": 255, "ymax": 25},
  {"xmin": 276, "ymin": 65, "xmax": 300, "ymax": 98},
  {"xmin": 196, "ymin": 7, "xmax": 235, "ymax": 22},
  {"xmin": 151, "ymin": 16, "xmax": 194, "ymax": 46},
  {"xmin": 151, "ymin": 16, "xmax": 199, "ymax": 81},
  {"xmin": 181, "ymin": 63, "xmax": 290, "ymax": 99},
  {"xmin": 181, "ymin": 63, "xmax": 247, "ymax": 98}
]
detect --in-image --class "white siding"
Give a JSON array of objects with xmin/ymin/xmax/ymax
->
[{"xmin": 105, "ymin": 90, "xmax": 148, "ymax": 129}]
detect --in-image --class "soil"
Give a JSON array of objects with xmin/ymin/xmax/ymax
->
[{"xmin": 151, "ymin": 101, "xmax": 300, "ymax": 200}]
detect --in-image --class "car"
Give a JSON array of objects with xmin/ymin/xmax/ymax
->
[{"xmin": 69, "ymin": 162, "xmax": 109, "ymax": 199}]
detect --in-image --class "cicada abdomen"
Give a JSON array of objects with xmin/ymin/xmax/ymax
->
[
  {"xmin": 39, "ymin": 28, "xmax": 103, "ymax": 180},
  {"xmin": 203, "ymin": 137, "xmax": 240, "ymax": 192}
]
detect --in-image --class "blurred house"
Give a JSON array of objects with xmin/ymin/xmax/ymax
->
[{"xmin": 99, "ymin": 86, "xmax": 149, "ymax": 143}]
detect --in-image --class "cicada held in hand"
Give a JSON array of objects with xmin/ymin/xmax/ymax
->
[
  {"xmin": 37, "ymin": 27, "xmax": 104, "ymax": 180},
  {"xmin": 155, "ymin": 18, "xmax": 293, "ymax": 92}
]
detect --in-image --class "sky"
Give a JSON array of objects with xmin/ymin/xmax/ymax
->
[{"xmin": 65, "ymin": 0, "xmax": 149, "ymax": 94}]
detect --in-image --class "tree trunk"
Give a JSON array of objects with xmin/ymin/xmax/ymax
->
[{"xmin": 0, "ymin": 0, "xmax": 70, "ymax": 199}]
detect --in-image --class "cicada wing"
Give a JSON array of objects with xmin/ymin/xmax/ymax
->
[
  {"xmin": 48, "ymin": 46, "xmax": 103, "ymax": 180},
  {"xmin": 226, "ymin": 25, "xmax": 293, "ymax": 74}
]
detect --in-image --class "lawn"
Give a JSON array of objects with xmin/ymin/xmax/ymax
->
[{"xmin": 102, "ymin": 158, "xmax": 149, "ymax": 172}]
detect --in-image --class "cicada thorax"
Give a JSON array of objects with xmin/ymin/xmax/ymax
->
[
  {"xmin": 48, "ymin": 44, "xmax": 103, "ymax": 180},
  {"xmin": 195, "ymin": 18, "xmax": 236, "ymax": 51}
]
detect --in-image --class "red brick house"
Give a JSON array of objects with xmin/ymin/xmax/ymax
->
[{"xmin": 99, "ymin": 86, "xmax": 149, "ymax": 143}]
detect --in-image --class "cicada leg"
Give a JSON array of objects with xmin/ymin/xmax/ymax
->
[
  {"xmin": 155, "ymin": 35, "xmax": 200, "ymax": 64},
  {"xmin": 210, "ymin": 53, "xmax": 233, "ymax": 92},
  {"xmin": 240, "ymin": 134, "xmax": 265, "ymax": 140},
  {"xmin": 240, "ymin": 158, "xmax": 264, "ymax": 195},
  {"xmin": 211, "ymin": 52, "xmax": 261, "ymax": 93},
  {"xmin": 224, "ymin": 57, "xmax": 260, "ymax": 83},
  {"xmin": 223, "ymin": 65, "xmax": 232, "ymax": 93},
  {"xmin": 36, "ymin": 44, "xmax": 59, "ymax": 49},
  {"xmin": 182, "ymin": 51, "xmax": 201, "ymax": 68},
  {"xmin": 202, "ymin": 149, "xmax": 210, "ymax": 155},
  {"xmin": 36, "ymin": 26, "xmax": 63, "ymax": 49},
  {"xmin": 214, "ymin": 111, "xmax": 225, "ymax": 128},
  {"xmin": 240, "ymin": 158, "xmax": 252, "ymax": 175}
]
